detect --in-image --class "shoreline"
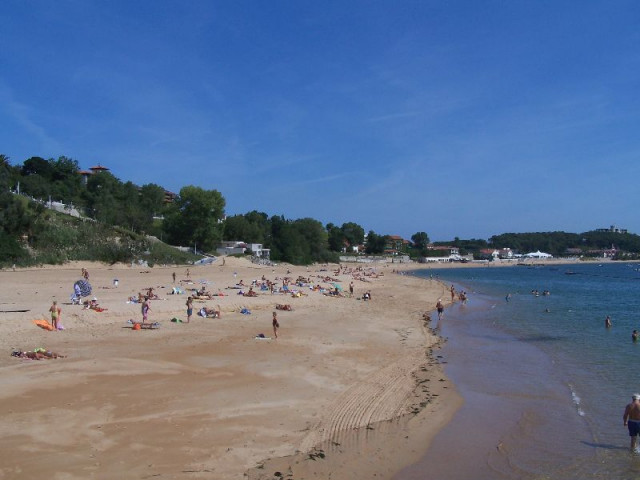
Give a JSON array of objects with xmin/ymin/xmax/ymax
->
[{"xmin": 0, "ymin": 258, "xmax": 461, "ymax": 480}]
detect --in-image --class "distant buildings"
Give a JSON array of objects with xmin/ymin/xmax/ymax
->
[
  {"xmin": 596, "ymin": 225, "xmax": 628, "ymax": 234},
  {"xmin": 78, "ymin": 164, "xmax": 110, "ymax": 185},
  {"xmin": 385, "ymin": 235, "xmax": 410, "ymax": 254},
  {"xmin": 216, "ymin": 241, "xmax": 270, "ymax": 259}
]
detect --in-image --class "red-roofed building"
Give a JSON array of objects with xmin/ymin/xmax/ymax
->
[
  {"xmin": 78, "ymin": 164, "xmax": 110, "ymax": 185},
  {"xmin": 385, "ymin": 235, "xmax": 410, "ymax": 254},
  {"xmin": 89, "ymin": 164, "xmax": 110, "ymax": 173}
]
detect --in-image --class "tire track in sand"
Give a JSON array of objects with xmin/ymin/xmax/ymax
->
[{"xmin": 299, "ymin": 350, "xmax": 425, "ymax": 452}]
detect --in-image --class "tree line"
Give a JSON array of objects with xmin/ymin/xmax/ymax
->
[
  {"xmin": 0, "ymin": 155, "xmax": 404, "ymax": 265},
  {"xmin": 2, "ymin": 154, "xmax": 639, "ymax": 265}
]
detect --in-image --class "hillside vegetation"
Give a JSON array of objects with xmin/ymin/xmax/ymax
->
[{"xmin": 0, "ymin": 204, "xmax": 199, "ymax": 268}]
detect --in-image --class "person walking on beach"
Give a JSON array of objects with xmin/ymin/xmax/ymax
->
[
  {"xmin": 185, "ymin": 268, "xmax": 191, "ymax": 279},
  {"xmin": 272, "ymin": 311, "xmax": 279, "ymax": 339},
  {"xmin": 450, "ymin": 285, "xmax": 456, "ymax": 302},
  {"xmin": 349, "ymin": 281, "xmax": 354, "ymax": 297},
  {"xmin": 141, "ymin": 297, "xmax": 150, "ymax": 323},
  {"xmin": 186, "ymin": 296, "xmax": 193, "ymax": 323},
  {"xmin": 49, "ymin": 300, "xmax": 61, "ymax": 330},
  {"xmin": 606, "ymin": 315, "xmax": 612, "ymax": 328},
  {"xmin": 172, "ymin": 271, "xmax": 176, "ymax": 284},
  {"xmin": 436, "ymin": 299, "xmax": 444, "ymax": 321},
  {"xmin": 624, "ymin": 394, "xmax": 640, "ymax": 451}
]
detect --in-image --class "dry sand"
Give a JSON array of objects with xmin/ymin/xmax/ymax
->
[{"xmin": 0, "ymin": 258, "xmax": 461, "ymax": 480}]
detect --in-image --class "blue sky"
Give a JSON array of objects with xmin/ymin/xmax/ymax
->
[{"xmin": 1, "ymin": 1, "xmax": 639, "ymax": 241}]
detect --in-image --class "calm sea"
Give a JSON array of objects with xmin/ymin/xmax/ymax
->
[{"xmin": 395, "ymin": 262, "xmax": 640, "ymax": 480}]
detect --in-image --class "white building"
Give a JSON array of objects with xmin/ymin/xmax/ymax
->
[{"xmin": 216, "ymin": 241, "xmax": 270, "ymax": 259}]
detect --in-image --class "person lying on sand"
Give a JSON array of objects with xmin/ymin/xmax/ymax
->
[
  {"xmin": 275, "ymin": 304, "xmax": 292, "ymax": 311},
  {"xmin": 199, "ymin": 305, "xmax": 222, "ymax": 318},
  {"xmin": 11, "ymin": 348, "xmax": 66, "ymax": 360},
  {"xmin": 83, "ymin": 297, "xmax": 107, "ymax": 311},
  {"xmin": 196, "ymin": 286, "xmax": 212, "ymax": 297}
]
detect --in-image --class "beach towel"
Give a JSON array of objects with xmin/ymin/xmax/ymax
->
[
  {"xmin": 240, "ymin": 308, "xmax": 251, "ymax": 315},
  {"xmin": 33, "ymin": 319, "xmax": 54, "ymax": 331}
]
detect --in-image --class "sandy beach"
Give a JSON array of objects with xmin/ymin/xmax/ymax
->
[{"xmin": 0, "ymin": 258, "xmax": 462, "ymax": 480}]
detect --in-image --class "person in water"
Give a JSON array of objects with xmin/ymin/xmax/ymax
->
[
  {"xmin": 436, "ymin": 299, "xmax": 444, "ymax": 321},
  {"xmin": 633, "ymin": 330, "xmax": 639, "ymax": 343},
  {"xmin": 605, "ymin": 316, "xmax": 612, "ymax": 328},
  {"xmin": 624, "ymin": 393, "xmax": 640, "ymax": 451}
]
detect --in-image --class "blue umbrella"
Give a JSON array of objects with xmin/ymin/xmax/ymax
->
[{"xmin": 74, "ymin": 279, "xmax": 92, "ymax": 297}]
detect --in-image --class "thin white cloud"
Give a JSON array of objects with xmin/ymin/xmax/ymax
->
[{"xmin": 0, "ymin": 82, "xmax": 62, "ymax": 154}]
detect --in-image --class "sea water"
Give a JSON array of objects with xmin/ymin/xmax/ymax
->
[{"xmin": 395, "ymin": 262, "xmax": 640, "ymax": 480}]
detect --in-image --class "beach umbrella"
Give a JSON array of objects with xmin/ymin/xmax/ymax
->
[{"xmin": 74, "ymin": 279, "xmax": 92, "ymax": 297}]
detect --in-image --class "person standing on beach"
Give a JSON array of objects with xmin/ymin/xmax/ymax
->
[
  {"xmin": 141, "ymin": 297, "xmax": 150, "ymax": 323},
  {"xmin": 450, "ymin": 285, "xmax": 456, "ymax": 302},
  {"xmin": 49, "ymin": 300, "xmax": 61, "ymax": 330},
  {"xmin": 349, "ymin": 281, "xmax": 354, "ymax": 297},
  {"xmin": 606, "ymin": 316, "xmax": 612, "ymax": 328},
  {"xmin": 272, "ymin": 311, "xmax": 279, "ymax": 338},
  {"xmin": 623, "ymin": 394, "xmax": 640, "ymax": 451},
  {"xmin": 186, "ymin": 268, "xmax": 191, "ymax": 279},
  {"xmin": 436, "ymin": 299, "xmax": 444, "ymax": 321},
  {"xmin": 172, "ymin": 271, "xmax": 176, "ymax": 283},
  {"xmin": 186, "ymin": 296, "xmax": 193, "ymax": 323}
]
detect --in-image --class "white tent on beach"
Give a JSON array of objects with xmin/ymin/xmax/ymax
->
[{"xmin": 523, "ymin": 250, "xmax": 553, "ymax": 258}]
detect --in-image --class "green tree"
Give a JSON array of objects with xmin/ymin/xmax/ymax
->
[
  {"xmin": 341, "ymin": 222, "xmax": 365, "ymax": 249},
  {"xmin": 411, "ymin": 231, "xmax": 430, "ymax": 254},
  {"xmin": 326, "ymin": 223, "xmax": 344, "ymax": 252},
  {"xmin": 365, "ymin": 230, "xmax": 387, "ymax": 254},
  {"xmin": 163, "ymin": 186, "xmax": 225, "ymax": 252},
  {"xmin": 292, "ymin": 218, "xmax": 330, "ymax": 263},
  {"xmin": 223, "ymin": 211, "xmax": 270, "ymax": 244},
  {"xmin": 84, "ymin": 171, "xmax": 122, "ymax": 224},
  {"xmin": 50, "ymin": 156, "xmax": 85, "ymax": 206},
  {"xmin": 139, "ymin": 183, "xmax": 166, "ymax": 218},
  {"xmin": 21, "ymin": 156, "xmax": 52, "ymax": 177}
]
